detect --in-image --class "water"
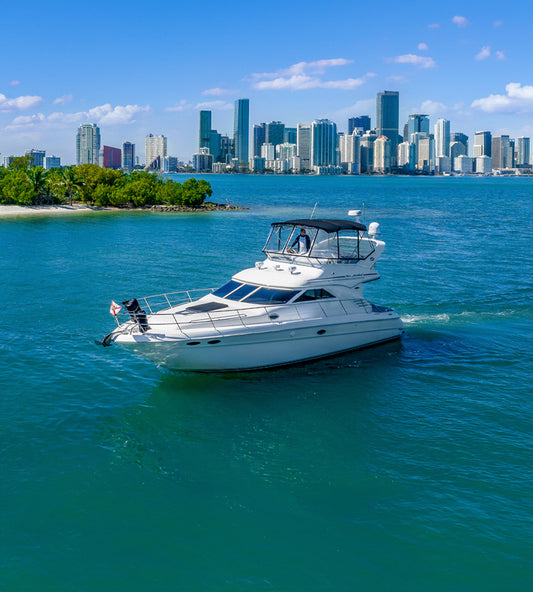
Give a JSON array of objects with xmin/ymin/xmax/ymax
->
[{"xmin": 1, "ymin": 175, "xmax": 532, "ymax": 590}]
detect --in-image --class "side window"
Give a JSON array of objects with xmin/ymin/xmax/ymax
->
[{"xmin": 295, "ymin": 289, "xmax": 334, "ymax": 302}]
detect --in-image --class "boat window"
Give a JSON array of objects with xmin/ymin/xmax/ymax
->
[
  {"xmin": 212, "ymin": 280, "xmax": 242, "ymax": 298},
  {"xmin": 242, "ymin": 287, "xmax": 300, "ymax": 305},
  {"xmin": 294, "ymin": 289, "xmax": 335, "ymax": 302},
  {"xmin": 358, "ymin": 237, "xmax": 376, "ymax": 259},
  {"xmin": 264, "ymin": 224, "xmax": 294, "ymax": 253},
  {"xmin": 285, "ymin": 226, "xmax": 318, "ymax": 256},
  {"xmin": 224, "ymin": 283, "xmax": 259, "ymax": 301},
  {"xmin": 309, "ymin": 229, "xmax": 338, "ymax": 258}
]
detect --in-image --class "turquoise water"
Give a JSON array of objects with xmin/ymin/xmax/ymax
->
[{"xmin": 1, "ymin": 175, "xmax": 532, "ymax": 590}]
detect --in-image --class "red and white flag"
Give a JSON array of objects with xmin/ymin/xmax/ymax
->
[{"xmin": 110, "ymin": 300, "xmax": 122, "ymax": 316}]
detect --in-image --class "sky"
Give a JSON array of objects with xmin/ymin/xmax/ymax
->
[{"xmin": 1, "ymin": 0, "xmax": 533, "ymax": 164}]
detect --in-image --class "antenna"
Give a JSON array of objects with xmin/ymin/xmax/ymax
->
[
  {"xmin": 310, "ymin": 202, "xmax": 318, "ymax": 219},
  {"xmin": 362, "ymin": 201, "xmax": 366, "ymax": 226}
]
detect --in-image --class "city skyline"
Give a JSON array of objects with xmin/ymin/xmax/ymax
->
[{"xmin": 1, "ymin": 0, "xmax": 533, "ymax": 163}]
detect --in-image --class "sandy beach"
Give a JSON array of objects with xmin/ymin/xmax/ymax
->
[{"xmin": 0, "ymin": 204, "xmax": 113, "ymax": 217}]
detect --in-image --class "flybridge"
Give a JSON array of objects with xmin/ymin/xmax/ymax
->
[{"xmin": 263, "ymin": 218, "xmax": 377, "ymax": 263}]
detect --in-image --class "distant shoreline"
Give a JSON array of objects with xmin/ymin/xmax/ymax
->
[{"xmin": 0, "ymin": 203, "xmax": 247, "ymax": 218}]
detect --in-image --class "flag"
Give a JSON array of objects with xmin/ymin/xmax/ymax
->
[{"xmin": 110, "ymin": 300, "xmax": 122, "ymax": 316}]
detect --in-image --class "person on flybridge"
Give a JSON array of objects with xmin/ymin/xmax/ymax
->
[{"xmin": 290, "ymin": 228, "xmax": 311, "ymax": 254}]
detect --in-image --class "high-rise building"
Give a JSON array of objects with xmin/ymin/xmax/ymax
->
[
  {"xmin": 122, "ymin": 141, "xmax": 135, "ymax": 170},
  {"xmin": 199, "ymin": 111, "xmax": 212, "ymax": 151},
  {"xmin": 491, "ymin": 135, "xmax": 510, "ymax": 169},
  {"xmin": 100, "ymin": 145, "xmax": 121, "ymax": 169},
  {"xmin": 261, "ymin": 143, "xmax": 275, "ymax": 160},
  {"xmin": 277, "ymin": 143, "xmax": 297, "ymax": 160},
  {"xmin": 193, "ymin": 147, "xmax": 213, "ymax": 172},
  {"xmin": 516, "ymin": 137, "xmax": 531, "ymax": 166},
  {"xmin": 44, "ymin": 156, "xmax": 61, "ymax": 170},
  {"xmin": 284, "ymin": 127, "xmax": 297, "ymax": 145},
  {"xmin": 210, "ymin": 130, "xmax": 222, "ymax": 162},
  {"xmin": 360, "ymin": 130, "xmax": 378, "ymax": 173},
  {"xmin": 145, "ymin": 134, "xmax": 167, "ymax": 170},
  {"xmin": 311, "ymin": 119, "xmax": 337, "ymax": 168},
  {"xmin": 451, "ymin": 133, "xmax": 469, "ymax": 155},
  {"xmin": 253, "ymin": 124, "xmax": 266, "ymax": 157},
  {"xmin": 473, "ymin": 131, "xmax": 492, "ymax": 157},
  {"xmin": 450, "ymin": 141, "xmax": 467, "ymax": 161},
  {"xmin": 397, "ymin": 141, "xmax": 414, "ymax": 170},
  {"xmin": 348, "ymin": 116, "xmax": 371, "ymax": 135},
  {"xmin": 297, "ymin": 123, "xmax": 312, "ymax": 170},
  {"xmin": 406, "ymin": 114, "xmax": 429, "ymax": 140},
  {"xmin": 76, "ymin": 123, "xmax": 101, "ymax": 165},
  {"xmin": 376, "ymin": 91, "xmax": 399, "ymax": 165},
  {"xmin": 417, "ymin": 136, "xmax": 434, "ymax": 172},
  {"xmin": 220, "ymin": 135, "xmax": 234, "ymax": 164},
  {"xmin": 25, "ymin": 149, "xmax": 46, "ymax": 167},
  {"xmin": 434, "ymin": 119, "xmax": 450, "ymax": 158},
  {"xmin": 233, "ymin": 98, "xmax": 250, "ymax": 167},
  {"xmin": 265, "ymin": 121, "xmax": 285, "ymax": 147},
  {"xmin": 374, "ymin": 136, "xmax": 392, "ymax": 173},
  {"xmin": 339, "ymin": 132, "xmax": 361, "ymax": 174}
]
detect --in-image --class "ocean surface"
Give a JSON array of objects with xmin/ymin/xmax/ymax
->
[{"xmin": 1, "ymin": 175, "xmax": 532, "ymax": 591}]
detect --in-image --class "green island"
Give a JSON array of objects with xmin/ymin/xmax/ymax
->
[{"xmin": 0, "ymin": 156, "xmax": 232, "ymax": 210}]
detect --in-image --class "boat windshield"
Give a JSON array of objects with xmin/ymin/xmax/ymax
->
[
  {"xmin": 263, "ymin": 223, "xmax": 375, "ymax": 262},
  {"xmin": 212, "ymin": 281, "xmax": 299, "ymax": 304}
]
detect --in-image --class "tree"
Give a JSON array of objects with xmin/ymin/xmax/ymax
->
[
  {"xmin": 25, "ymin": 167, "xmax": 50, "ymax": 204},
  {"xmin": 61, "ymin": 167, "xmax": 83, "ymax": 205},
  {"xmin": 181, "ymin": 178, "xmax": 212, "ymax": 207}
]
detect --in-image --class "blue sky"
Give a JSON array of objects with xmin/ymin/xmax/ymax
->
[{"xmin": 1, "ymin": 0, "xmax": 532, "ymax": 163}]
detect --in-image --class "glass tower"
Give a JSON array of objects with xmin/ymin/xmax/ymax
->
[
  {"xmin": 376, "ymin": 91, "xmax": 399, "ymax": 164},
  {"xmin": 122, "ymin": 141, "xmax": 135, "ymax": 170},
  {"xmin": 233, "ymin": 99, "xmax": 250, "ymax": 167},
  {"xmin": 199, "ymin": 111, "xmax": 212, "ymax": 151},
  {"xmin": 311, "ymin": 119, "xmax": 337, "ymax": 167}
]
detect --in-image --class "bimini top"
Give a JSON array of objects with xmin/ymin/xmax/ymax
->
[{"xmin": 274, "ymin": 219, "xmax": 367, "ymax": 233}]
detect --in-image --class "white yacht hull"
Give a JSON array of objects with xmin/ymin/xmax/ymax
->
[{"xmin": 115, "ymin": 315, "xmax": 403, "ymax": 372}]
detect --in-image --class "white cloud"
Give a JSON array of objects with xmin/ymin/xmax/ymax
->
[
  {"xmin": 428, "ymin": 23, "xmax": 440, "ymax": 29},
  {"xmin": 471, "ymin": 83, "xmax": 533, "ymax": 113},
  {"xmin": 495, "ymin": 51, "xmax": 505, "ymax": 61},
  {"xmin": 6, "ymin": 103, "xmax": 150, "ymax": 129},
  {"xmin": 195, "ymin": 100, "xmax": 233, "ymax": 111},
  {"xmin": 417, "ymin": 43, "xmax": 428, "ymax": 51},
  {"xmin": 476, "ymin": 46, "xmax": 491, "ymax": 60},
  {"xmin": 0, "ymin": 93, "xmax": 43, "ymax": 112},
  {"xmin": 249, "ymin": 58, "xmax": 366, "ymax": 91},
  {"xmin": 202, "ymin": 87, "xmax": 233, "ymax": 96},
  {"xmin": 10, "ymin": 80, "xmax": 20, "ymax": 86},
  {"xmin": 165, "ymin": 100, "xmax": 193, "ymax": 112},
  {"xmin": 391, "ymin": 54, "xmax": 436, "ymax": 69},
  {"xmin": 452, "ymin": 15, "xmax": 469, "ymax": 28},
  {"xmin": 420, "ymin": 100, "xmax": 448, "ymax": 115},
  {"xmin": 53, "ymin": 94, "xmax": 74, "ymax": 105}
]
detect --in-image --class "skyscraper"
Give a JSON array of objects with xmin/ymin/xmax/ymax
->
[
  {"xmin": 451, "ymin": 133, "xmax": 469, "ymax": 155},
  {"xmin": 406, "ymin": 114, "xmax": 429, "ymax": 140},
  {"xmin": 145, "ymin": 134, "xmax": 167, "ymax": 170},
  {"xmin": 473, "ymin": 131, "xmax": 492, "ymax": 157},
  {"xmin": 233, "ymin": 99, "xmax": 250, "ymax": 168},
  {"xmin": 199, "ymin": 111, "xmax": 212, "ymax": 151},
  {"xmin": 253, "ymin": 124, "xmax": 266, "ymax": 158},
  {"xmin": 376, "ymin": 91, "xmax": 399, "ymax": 166},
  {"xmin": 516, "ymin": 137, "xmax": 531, "ymax": 166},
  {"xmin": 491, "ymin": 135, "xmax": 510, "ymax": 169},
  {"xmin": 311, "ymin": 119, "xmax": 337, "ymax": 168},
  {"xmin": 374, "ymin": 136, "xmax": 392, "ymax": 173},
  {"xmin": 297, "ymin": 123, "xmax": 312, "ymax": 170},
  {"xmin": 122, "ymin": 141, "xmax": 135, "ymax": 170},
  {"xmin": 434, "ymin": 118, "xmax": 450, "ymax": 157},
  {"xmin": 348, "ymin": 116, "xmax": 371, "ymax": 134},
  {"xmin": 76, "ymin": 123, "xmax": 101, "ymax": 165},
  {"xmin": 265, "ymin": 121, "xmax": 285, "ymax": 147}
]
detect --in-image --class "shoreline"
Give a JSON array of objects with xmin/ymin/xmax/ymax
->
[{"xmin": 0, "ymin": 203, "xmax": 247, "ymax": 218}]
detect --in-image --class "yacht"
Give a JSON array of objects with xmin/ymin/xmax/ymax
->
[{"xmin": 101, "ymin": 212, "xmax": 403, "ymax": 371}]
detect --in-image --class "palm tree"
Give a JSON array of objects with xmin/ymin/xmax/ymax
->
[
  {"xmin": 61, "ymin": 167, "xmax": 83, "ymax": 206},
  {"xmin": 25, "ymin": 167, "xmax": 48, "ymax": 205}
]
